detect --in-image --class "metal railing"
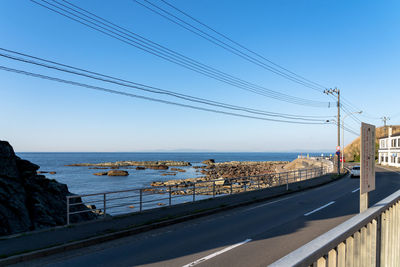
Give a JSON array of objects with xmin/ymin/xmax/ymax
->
[
  {"xmin": 271, "ymin": 188, "xmax": 400, "ymax": 267},
  {"xmin": 66, "ymin": 167, "xmax": 329, "ymax": 225}
]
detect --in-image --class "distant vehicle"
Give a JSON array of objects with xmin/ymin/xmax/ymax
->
[{"xmin": 350, "ymin": 166, "xmax": 360, "ymax": 178}]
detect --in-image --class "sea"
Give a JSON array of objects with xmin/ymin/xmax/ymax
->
[{"xmin": 17, "ymin": 152, "xmax": 329, "ymax": 196}]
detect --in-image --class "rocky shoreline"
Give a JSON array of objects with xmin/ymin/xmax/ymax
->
[
  {"xmin": 64, "ymin": 157, "xmax": 328, "ymax": 197},
  {"xmin": 150, "ymin": 161, "xmax": 288, "ymax": 193}
]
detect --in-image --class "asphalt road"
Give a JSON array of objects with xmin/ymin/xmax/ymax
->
[{"xmin": 14, "ymin": 166, "xmax": 400, "ymax": 267}]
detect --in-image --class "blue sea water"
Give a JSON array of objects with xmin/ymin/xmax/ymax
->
[{"xmin": 16, "ymin": 152, "xmax": 327, "ymax": 195}]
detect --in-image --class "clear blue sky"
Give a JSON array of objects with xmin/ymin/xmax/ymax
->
[{"xmin": 1, "ymin": 0, "xmax": 399, "ymax": 152}]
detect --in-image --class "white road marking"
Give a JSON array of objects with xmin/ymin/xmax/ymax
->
[
  {"xmin": 244, "ymin": 195, "xmax": 297, "ymax": 212},
  {"xmin": 352, "ymin": 188, "xmax": 360, "ymax": 193},
  {"xmin": 182, "ymin": 239, "xmax": 252, "ymax": 267},
  {"xmin": 304, "ymin": 201, "xmax": 335, "ymax": 216}
]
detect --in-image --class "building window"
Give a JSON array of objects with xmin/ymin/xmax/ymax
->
[
  {"xmin": 392, "ymin": 139, "xmax": 397, "ymax": 148},
  {"xmin": 381, "ymin": 139, "xmax": 385, "ymax": 148}
]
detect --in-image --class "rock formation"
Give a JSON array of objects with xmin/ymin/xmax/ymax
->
[
  {"xmin": 66, "ymin": 160, "xmax": 191, "ymax": 167},
  {"xmin": 202, "ymin": 159, "xmax": 215, "ymax": 165},
  {"xmin": 0, "ymin": 141, "xmax": 97, "ymax": 236},
  {"xmin": 107, "ymin": 170, "xmax": 129, "ymax": 176}
]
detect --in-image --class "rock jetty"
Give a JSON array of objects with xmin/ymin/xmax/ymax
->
[
  {"xmin": 0, "ymin": 140, "xmax": 97, "ymax": 236},
  {"xmin": 66, "ymin": 160, "xmax": 191, "ymax": 168}
]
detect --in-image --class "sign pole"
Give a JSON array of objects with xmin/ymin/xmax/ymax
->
[{"xmin": 360, "ymin": 122, "xmax": 376, "ymax": 213}]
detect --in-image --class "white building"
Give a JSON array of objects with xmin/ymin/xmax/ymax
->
[{"xmin": 378, "ymin": 127, "xmax": 400, "ymax": 167}]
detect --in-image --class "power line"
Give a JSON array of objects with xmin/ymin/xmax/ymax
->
[
  {"xmin": 31, "ymin": 0, "xmax": 332, "ymax": 108},
  {"xmin": 132, "ymin": 0, "xmax": 325, "ymax": 92},
  {"xmin": 0, "ymin": 48, "xmax": 334, "ymax": 121},
  {"xmin": 155, "ymin": 0, "xmax": 330, "ymax": 91},
  {"xmin": 0, "ymin": 64, "xmax": 332, "ymax": 125}
]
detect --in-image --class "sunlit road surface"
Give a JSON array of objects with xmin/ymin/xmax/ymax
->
[{"xmin": 15, "ymin": 166, "xmax": 400, "ymax": 267}]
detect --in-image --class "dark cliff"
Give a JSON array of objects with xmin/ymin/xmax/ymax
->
[{"xmin": 0, "ymin": 140, "xmax": 96, "ymax": 236}]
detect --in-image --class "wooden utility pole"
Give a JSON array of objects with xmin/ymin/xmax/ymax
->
[{"xmin": 324, "ymin": 88, "xmax": 340, "ymax": 175}]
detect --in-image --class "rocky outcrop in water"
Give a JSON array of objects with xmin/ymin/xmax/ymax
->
[
  {"xmin": 0, "ymin": 141, "xmax": 97, "ymax": 236},
  {"xmin": 202, "ymin": 159, "xmax": 215, "ymax": 165},
  {"xmin": 107, "ymin": 170, "xmax": 129, "ymax": 176},
  {"xmin": 66, "ymin": 160, "xmax": 191, "ymax": 167}
]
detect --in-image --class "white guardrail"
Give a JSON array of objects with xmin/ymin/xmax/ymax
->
[
  {"xmin": 66, "ymin": 167, "xmax": 329, "ymax": 225},
  {"xmin": 271, "ymin": 188, "xmax": 400, "ymax": 267}
]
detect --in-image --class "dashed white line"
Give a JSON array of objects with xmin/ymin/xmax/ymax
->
[
  {"xmin": 182, "ymin": 239, "xmax": 252, "ymax": 267},
  {"xmin": 352, "ymin": 188, "xmax": 360, "ymax": 193},
  {"xmin": 304, "ymin": 201, "xmax": 335, "ymax": 216},
  {"xmin": 244, "ymin": 195, "xmax": 297, "ymax": 212}
]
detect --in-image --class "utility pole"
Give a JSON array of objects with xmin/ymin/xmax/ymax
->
[
  {"xmin": 381, "ymin": 116, "xmax": 390, "ymax": 137},
  {"xmin": 324, "ymin": 87, "xmax": 340, "ymax": 175},
  {"xmin": 381, "ymin": 116, "xmax": 390, "ymax": 127}
]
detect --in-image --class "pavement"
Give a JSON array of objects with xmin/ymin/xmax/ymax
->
[{"xmin": 9, "ymin": 165, "xmax": 400, "ymax": 267}]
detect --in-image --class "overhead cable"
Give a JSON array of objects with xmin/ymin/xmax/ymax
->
[
  {"xmin": 31, "ymin": 0, "xmax": 332, "ymax": 108},
  {"xmin": 0, "ymin": 65, "xmax": 332, "ymax": 125},
  {"xmin": 0, "ymin": 48, "xmax": 334, "ymax": 121}
]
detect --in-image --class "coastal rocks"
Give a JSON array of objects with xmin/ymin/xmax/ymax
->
[
  {"xmin": 107, "ymin": 170, "xmax": 129, "ymax": 176},
  {"xmin": 170, "ymin": 168, "xmax": 186, "ymax": 172},
  {"xmin": 0, "ymin": 140, "xmax": 97, "ymax": 236},
  {"xmin": 136, "ymin": 166, "xmax": 146, "ymax": 170},
  {"xmin": 148, "ymin": 161, "xmax": 288, "ymax": 196},
  {"xmin": 202, "ymin": 159, "xmax": 215, "ymax": 165},
  {"xmin": 149, "ymin": 165, "xmax": 169, "ymax": 170},
  {"xmin": 66, "ymin": 160, "xmax": 191, "ymax": 168},
  {"xmin": 161, "ymin": 172, "xmax": 177, "ymax": 176},
  {"xmin": 37, "ymin": 171, "xmax": 56, "ymax": 175},
  {"xmin": 93, "ymin": 172, "xmax": 108, "ymax": 176}
]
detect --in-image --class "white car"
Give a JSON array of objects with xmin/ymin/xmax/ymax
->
[{"xmin": 350, "ymin": 166, "xmax": 360, "ymax": 178}]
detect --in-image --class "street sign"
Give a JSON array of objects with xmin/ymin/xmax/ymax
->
[
  {"xmin": 336, "ymin": 151, "xmax": 340, "ymax": 155},
  {"xmin": 336, "ymin": 146, "xmax": 340, "ymax": 151},
  {"xmin": 360, "ymin": 122, "xmax": 376, "ymax": 194}
]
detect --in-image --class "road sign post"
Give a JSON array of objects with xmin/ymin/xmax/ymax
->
[
  {"xmin": 336, "ymin": 146, "xmax": 340, "ymax": 175},
  {"xmin": 360, "ymin": 122, "xmax": 376, "ymax": 213}
]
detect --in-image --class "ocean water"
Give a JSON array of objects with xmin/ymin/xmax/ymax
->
[{"xmin": 16, "ymin": 152, "xmax": 327, "ymax": 195}]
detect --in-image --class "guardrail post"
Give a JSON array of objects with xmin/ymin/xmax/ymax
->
[
  {"xmin": 375, "ymin": 217, "xmax": 381, "ymax": 266},
  {"xmin": 103, "ymin": 194, "xmax": 106, "ymax": 219},
  {"xmin": 244, "ymin": 180, "xmax": 247, "ymax": 192},
  {"xmin": 193, "ymin": 183, "xmax": 196, "ymax": 202},
  {"xmin": 257, "ymin": 176, "xmax": 260, "ymax": 189},
  {"xmin": 139, "ymin": 189, "xmax": 143, "ymax": 212},
  {"xmin": 213, "ymin": 181, "xmax": 216, "ymax": 197},
  {"xmin": 286, "ymin": 172, "xmax": 289, "ymax": 190},
  {"xmin": 66, "ymin": 196, "xmax": 70, "ymax": 225},
  {"xmin": 168, "ymin": 185, "xmax": 172, "ymax": 206}
]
